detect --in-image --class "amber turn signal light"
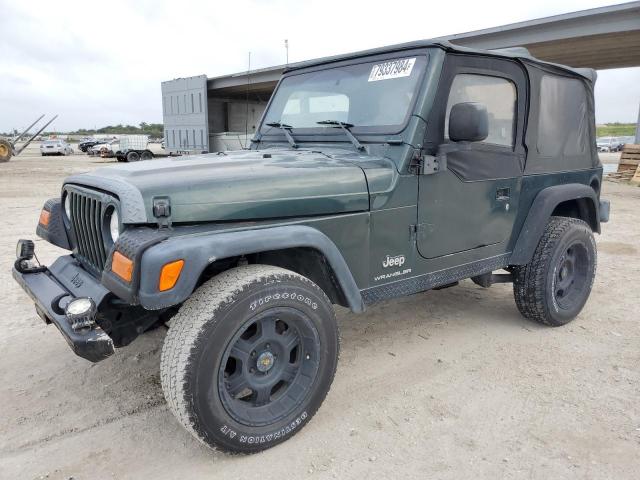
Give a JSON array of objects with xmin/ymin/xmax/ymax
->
[
  {"xmin": 159, "ymin": 259, "xmax": 184, "ymax": 292},
  {"xmin": 112, "ymin": 251, "xmax": 134, "ymax": 282},
  {"xmin": 39, "ymin": 209, "xmax": 50, "ymax": 227}
]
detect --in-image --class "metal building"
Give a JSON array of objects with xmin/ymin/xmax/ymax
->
[
  {"xmin": 161, "ymin": 66, "xmax": 281, "ymax": 154},
  {"xmin": 161, "ymin": 1, "xmax": 640, "ymax": 154}
]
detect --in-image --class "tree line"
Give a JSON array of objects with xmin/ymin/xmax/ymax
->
[{"xmin": 1, "ymin": 123, "xmax": 164, "ymax": 138}]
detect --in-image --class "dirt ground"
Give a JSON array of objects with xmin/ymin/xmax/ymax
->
[{"xmin": 0, "ymin": 147, "xmax": 638, "ymax": 480}]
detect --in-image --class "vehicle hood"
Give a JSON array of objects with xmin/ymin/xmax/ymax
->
[{"xmin": 64, "ymin": 149, "xmax": 373, "ymax": 224}]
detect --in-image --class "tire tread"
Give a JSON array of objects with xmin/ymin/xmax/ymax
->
[
  {"xmin": 512, "ymin": 216, "xmax": 595, "ymax": 326},
  {"xmin": 160, "ymin": 264, "xmax": 336, "ymax": 451}
]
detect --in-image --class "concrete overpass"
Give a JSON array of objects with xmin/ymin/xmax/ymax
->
[
  {"xmin": 204, "ymin": 1, "xmax": 640, "ymax": 91},
  {"xmin": 162, "ymin": 2, "xmax": 640, "ymax": 152},
  {"xmin": 439, "ymin": 1, "xmax": 640, "ymax": 70},
  {"xmin": 439, "ymin": 1, "xmax": 640, "ymax": 141}
]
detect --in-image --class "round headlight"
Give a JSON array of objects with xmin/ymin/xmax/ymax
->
[
  {"xmin": 109, "ymin": 210, "xmax": 120, "ymax": 242},
  {"xmin": 64, "ymin": 195, "xmax": 71, "ymax": 219}
]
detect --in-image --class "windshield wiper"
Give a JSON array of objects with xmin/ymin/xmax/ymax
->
[
  {"xmin": 264, "ymin": 122, "xmax": 298, "ymax": 148},
  {"xmin": 316, "ymin": 120, "xmax": 364, "ymax": 151}
]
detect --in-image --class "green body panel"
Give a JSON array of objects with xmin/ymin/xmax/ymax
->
[
  {"xmin": 509, "ymin": 168, "xmax": 603, "ymax": 249},
  {"xmin": 417, "ymin": 172, "xmax": 521, "ymax": 258},
  {"xmin": 90, "ymin": 150, "xmax": 369, "ymax": 222}
]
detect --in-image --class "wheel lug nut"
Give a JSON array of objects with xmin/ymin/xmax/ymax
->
[
  {"xmin": 305, "ymin": 354, "xmax": 310, "ymax": 360},
  {"xmin": 251, "ymin": 351, "xmax": 256, "ymax": 357},
  {"xmin": 266, "ymin": 343, "xmax": 270, "ymax": 349},
  {"xmin": 250, "ymin": 367, "xmax": 255, "ymax": 373}
]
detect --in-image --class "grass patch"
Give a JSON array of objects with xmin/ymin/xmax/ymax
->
[{"xmin": 596, "ymin": 123, "xmax": 636, "ymax": 137}]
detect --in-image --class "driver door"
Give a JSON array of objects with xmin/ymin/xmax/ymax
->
[{"xmin": 417, "ymin": 56, "xmax": 527, "ymax": 259}]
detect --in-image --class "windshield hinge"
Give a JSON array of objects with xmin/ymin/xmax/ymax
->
[
  {"xmin": 409, "ymin": 148, "xmax": 443, "ymax": 175},
  {"xmin": 409, "ymin": 149, "xmax": 424, "ymax": 174}
]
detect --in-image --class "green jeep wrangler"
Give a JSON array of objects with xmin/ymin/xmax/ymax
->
[{"xmin": 14, "ymin": 40, "xmax": 609, "ymax": 453}]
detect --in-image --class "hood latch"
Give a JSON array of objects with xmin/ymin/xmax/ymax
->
[{"xmin": 153, "ymin": 197, "xmax": 172, "ymax": 229}]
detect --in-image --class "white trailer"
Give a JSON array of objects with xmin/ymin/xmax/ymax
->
[{"xmin": 114, "ymin": 135, "xmax": 153, "ymax": 162}]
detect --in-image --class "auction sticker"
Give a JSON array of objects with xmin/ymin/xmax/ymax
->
[{"xmin": 368, "ymin": 58, "xmax": 416, "ymax": 82}]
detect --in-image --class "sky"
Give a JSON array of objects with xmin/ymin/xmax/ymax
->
[{"xmin": 1, "ymin": 0, "xmax": 638, "ymax": 133}]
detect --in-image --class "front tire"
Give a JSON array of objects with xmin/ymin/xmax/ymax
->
[
  {"xmin": 160, "ymin": 265, "xmax": 339, "ymax": 453},
  {"xmin": 513, "ymin": 216, "xmax": 597, "ymax": 326}
]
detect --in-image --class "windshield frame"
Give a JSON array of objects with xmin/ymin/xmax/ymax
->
[{"xmin": 258, "ymin": 49, "xmax": 430, "ymax": 140}]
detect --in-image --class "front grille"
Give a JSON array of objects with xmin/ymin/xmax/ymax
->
[{"xmin": 68, "ymin": 190, "xmax": 108, "ymax": 273}]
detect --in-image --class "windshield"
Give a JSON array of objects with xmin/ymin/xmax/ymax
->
[{"xmin": 261, "ymin": 55, "xmax": 427, "ymax": 134}]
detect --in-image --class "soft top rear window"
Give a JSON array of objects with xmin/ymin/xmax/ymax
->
[{"xmin": 537, "ymin": 75, "xmax": 589, "ymax": 157}]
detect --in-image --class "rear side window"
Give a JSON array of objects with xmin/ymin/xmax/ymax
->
[
  {"xmin": 445, "ymin": 74, "xmax": 516, "ymax": 147},
  {"xmin": 537, "ymin": 75, "xmax": 589, "ymax": 157}
]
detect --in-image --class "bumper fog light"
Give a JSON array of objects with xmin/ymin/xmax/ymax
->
[
  {"xmin": 16, "ymin": 239, "xmax": 35, "ymax": 261},
  {"xmin": 65, "ymin": 297, "xmax": 97, "ymax": 331}
]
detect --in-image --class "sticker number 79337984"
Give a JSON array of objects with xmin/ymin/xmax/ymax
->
[{"xmin": 368, "ymin": 58, "xmax": 416, "ymax": 82}]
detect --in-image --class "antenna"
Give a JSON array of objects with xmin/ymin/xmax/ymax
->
[
  {"xmin": 245, "ymin": 51, "xmax": 251, "ymax": 149},
  {"xmin": 285, "ymin": 39, "xmax": 289, "ymax": 66}
]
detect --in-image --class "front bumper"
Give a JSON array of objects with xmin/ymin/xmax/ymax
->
[
  {"xmin": 599, "ymin": 199, "xmax": 610, "ymax": 223},
  {"xmin": 13, "ymin": 254, "xmax": 115, "ymax": 362}
]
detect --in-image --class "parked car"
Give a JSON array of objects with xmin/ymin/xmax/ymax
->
[
  {"xmin": 40, "ymin": 139, "xmax": 73, "ymax": 156},
  {"xmin": 79, "ymin": 139, "xmax": 100, "ymax": 152},
  {"xmin": 596, "ymin": 136, "xmax": 623, "ymax": 152},
  {"xmin": 88, "ymin": 139, "xmax": 119, "ymax": 157}
]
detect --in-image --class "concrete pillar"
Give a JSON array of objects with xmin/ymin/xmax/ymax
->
[{"xmin": 636, "ymin": 101, "xmax": 640, "ymax": 144}]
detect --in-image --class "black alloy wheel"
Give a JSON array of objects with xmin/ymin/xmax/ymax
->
[
  {"xmin": 219, "ymin": 307, "xmax": 320, "ymax": 427},
  {"xmin": 553, "ymin": 242, "xmax": 589, "ymax": 310}
]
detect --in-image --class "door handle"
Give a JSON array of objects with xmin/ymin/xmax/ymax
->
[{"xmin": 496, "ymin": 188, "xmax": 510, "ymax": 202}]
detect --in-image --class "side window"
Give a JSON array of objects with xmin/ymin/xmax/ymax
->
[
  {"xmin": 537, "ymin": 75, "xmax": 588, "ymax": 157},
  {"xmin": 445, "ymin": 74, "xmax": 516, "ymax": 147}
]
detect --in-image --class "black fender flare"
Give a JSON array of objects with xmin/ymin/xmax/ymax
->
[
  {"xmin": 136, "ymin": 225, "xmax": 365, "ymax": 313},
  {"xmin": 510, "ymin": 184, "xmax": 599, "ymax": 265},
  {"xmin": 36, "ymin": 198, "xmax": 71, "ymax": 250}
]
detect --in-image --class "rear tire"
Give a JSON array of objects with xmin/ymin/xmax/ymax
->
[
  {"xmin": 160, "ymin": 265, "xmax": 339, "ymax": 453},
  {"xmin": 513, "ymin": 216, "xmax": 597, "ymax": 326},
  {"xmin": 126, "ymin": 151, "xmax": 140, "ymax": 162},
  {"xmin": 140, "ymin": 150, "xmax": 153, "ymax": 161}
]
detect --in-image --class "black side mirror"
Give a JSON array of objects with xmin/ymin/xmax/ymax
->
[{"xmin": 449, "ymin": 102, "xmax": 488, "ymax": 143}]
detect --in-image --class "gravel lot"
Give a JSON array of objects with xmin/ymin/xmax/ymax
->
[{"xmin": 0, "ymin": 148, "xmax": 638, "ymax": 480}]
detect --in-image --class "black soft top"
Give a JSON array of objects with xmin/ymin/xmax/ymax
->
[{"xmin": 285, "ymin": 39, "xmax": 596, "ymax": 84}]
